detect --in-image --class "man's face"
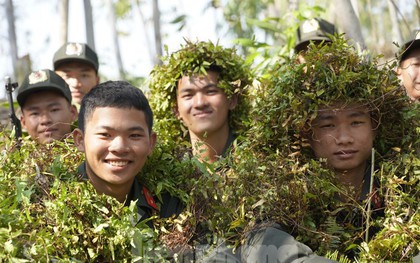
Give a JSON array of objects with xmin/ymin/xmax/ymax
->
[
  {"xmin": 309, "ymin": 104, "xmax": 375, "ymax": 174},
  {"xmin": 176, "ymin": 71, "xmax": 236, "ymax": 138},
  {"xmin": 20, "ymin": 90, "xmax": 77, "ymax": 144},
  {"xmin": 398, "ymin": 48, "xmax": 420, "ymax": 103},
  {"xmin": 74, "ymin": 107, "xmax": 156, "ymax": 190},
  {"xmin": 55, "ymin": 61, "xmax": 99, "ymax": 105}
]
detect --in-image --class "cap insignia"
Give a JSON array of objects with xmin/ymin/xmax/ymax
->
[
  {"xmin": 65, "ymin": 43, "xmax": 84, "ymax": 56},
  {"xmin": 28, "ymin": 70, "xmax": 48, "ymax": 84},
  {"xmin": 302, "ymin": 19, "xmax": 321, "ymax": 34}
]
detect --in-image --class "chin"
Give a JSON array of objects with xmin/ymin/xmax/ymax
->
[{"xmin": 40, "ymin": 138, "xmax": 55, "ymax": 144}]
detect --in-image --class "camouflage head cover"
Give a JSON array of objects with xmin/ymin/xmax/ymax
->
[
  {"xmin": 148, "ymin": 40, "xmax": 254, "ymax": 143},
  {"xmin": 256, "ymin": 36, "xmax": 410, "ymax": 157}
]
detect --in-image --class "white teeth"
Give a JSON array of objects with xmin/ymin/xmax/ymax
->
[{"xmin": 108, "ymin": 161, "xmax": 128, "ymax": 167}]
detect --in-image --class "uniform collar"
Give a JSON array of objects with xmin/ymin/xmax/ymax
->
[
  {"xmin": 77, "ymin": 161, "xmax": 158, "ymax": 215},
  {"xmin": 221, "ymin": 129, "xmax": 236, "ymax": 157}
]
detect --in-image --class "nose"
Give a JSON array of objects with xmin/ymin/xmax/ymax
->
[
  {"xmin": 108, "ymin": 136, "xmax": 129, "ymax": 154},
  {"xmin": 334, "ymin": 126, "xmax": 354, "ymax": 145},
  {"xmin": 66, "ymin": 77, "xmax": 82, "ymax": 89},
  {"xmin": 193, "ymin": 93, "xmax": 208, "ymax": 108},
  {"xmin": 39, "ymin": 112, "xmax": 53, "ymax": 126}
]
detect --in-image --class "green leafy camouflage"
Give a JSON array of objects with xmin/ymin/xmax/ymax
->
[
  {"xmin": 0, "ymin": 134, "xmax": 168, "ymax": 262},
  {"xmin": 148, "ymin": 40, "xmax": 255, "ymax": 145}
]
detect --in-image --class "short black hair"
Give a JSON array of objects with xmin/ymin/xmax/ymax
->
[{"xmin": 78, "ymin": 80, "xmax": 153, "ymax": 133}]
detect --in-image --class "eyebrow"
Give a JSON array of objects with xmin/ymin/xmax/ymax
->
[
  {"xmin": 347, "ymin": 110, "xmax": 369, "ymax": 118},
  {"xmin": 316, "ymin": 110, "xmax": 369, "ymax": 121},
  {"xmin": 25, "ymin": 102, "xmax": 62, "ymax": 111},
  {"xmin": 178, "ymin": 83, "xmax": 218, "ymax": 93},
  {"xmin": 96, "ymin": 125, "xmax": 147, "ymax": 132}
]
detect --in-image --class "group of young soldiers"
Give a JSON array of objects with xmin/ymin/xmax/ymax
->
[{"xmin": 9, "ymin": 18, "xmax": 419, "ymax": 262}]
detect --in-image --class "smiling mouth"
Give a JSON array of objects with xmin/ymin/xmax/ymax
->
[
  {"xmin": 193, "ymin": 111, "xmax": 212, "ymax": 117},
  {"xmin": 107, "ymin": 160, "xmax": 130, "ymax": 167},
  {"xmin": 41, "ymin": 128, "xmax": 58, "ymax": 134},
  {"xmin": 334, "ymin": 150, "xmax": 357, "ymax": 156}
]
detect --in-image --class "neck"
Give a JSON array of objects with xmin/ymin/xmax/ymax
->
[
  {"xmin": 86, "ymin": 164, "xmax": 133, "ymax": 203},
  {"xmin": 189, "ymin": 124, "xmax": 230, "ymax": 164},
  {"xmin": 336, "ymin": 162, "xmax": 367, "ymax": 197}
]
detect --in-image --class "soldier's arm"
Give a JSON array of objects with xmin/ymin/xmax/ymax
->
[{"xmin": 240, "ymin": 223, "xmax": 337, "ymax": 263}]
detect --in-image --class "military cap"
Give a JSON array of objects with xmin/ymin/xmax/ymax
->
[
  {"xmin": 17, "ymin": 69, "xmax": 72, "ymax": 107},
  {"xmin": 295, "ymin": 18, "xmax": 336, "ymax": 53},
  {"xmin": 399, "ymin": 30, "xmax": 420, "ymax": 63},
  {"xmin": 53, "ymin": 42, "xmax": 99, "ymax": 72}
]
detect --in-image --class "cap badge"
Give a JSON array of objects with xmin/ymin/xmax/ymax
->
[
  {"xmin": 302, "ymin": 19, "xmax": 321, "ymax": 34},
  {"xmin": 65, "ymin": 43, "xmax": 84, "ymax": 56},
  {"xmin": 28, "ymin": 70, "xmax": 48, "ymax": 84}
]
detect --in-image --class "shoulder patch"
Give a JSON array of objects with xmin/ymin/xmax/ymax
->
[{"xmin": 142, "ymin": 186, "xmax": 158, "ymax": 210}]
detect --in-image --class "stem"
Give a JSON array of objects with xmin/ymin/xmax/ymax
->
[{"xmin": 365, "ymin": 147, "xmax": 375, "ymax": 242}]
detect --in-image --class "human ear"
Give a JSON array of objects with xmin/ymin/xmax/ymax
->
[
  {"xmin": 173, "ymin": 105, "xmax": 181, "ymax": 120},
  {"xmin": 148, "ymin": 132, "xmax": 157, "ymax": 155},
  {"xmin": 228, "ymin": 94, "xmax": 238, "ymax": 110},
  {"xmin": 20, "ymin": 114, "xmax": 27, "ymax": 130},
  {"xmin": 70, "ymin": 105, "xmax": 78, "ymax": 122},
  {"xmin": 73, "ymin": 128, "xmax": 85, "ymax": 152}
]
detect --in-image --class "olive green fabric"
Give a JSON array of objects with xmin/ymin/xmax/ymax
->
[{"xmin": 17, "ymin": 69, "xmax": 72, "ymax": 107}]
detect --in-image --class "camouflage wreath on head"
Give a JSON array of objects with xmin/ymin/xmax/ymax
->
[
  {"xmin": 251, "ymin": 35, "xmax": 413, "ymax": 159},
  {"xmin": 148, "ymin": 40, "xmax": 254, "ymax": 145}
]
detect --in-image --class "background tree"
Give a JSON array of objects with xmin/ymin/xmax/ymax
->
[
  {"xmin": 107, "ymin": 0, "xmax": 125, "ymax": 79},
  {"xmin": 152, "ymin": 0, "xmax": 162, "ymax": 65},
  {"xmin": 84, "ymin": 0, "xmax": 95, "ymax": 49},
  {"xmin": 5, "ymin": 0, "xmax": 18, "ymax": 79},
  {"xmin": 58, "ymin": 0, "xmax": 69, "ymax": 46}
]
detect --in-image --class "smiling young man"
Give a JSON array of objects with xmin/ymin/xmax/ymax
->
[
  {"xmin": 149, "ymin": 41, "xmax": 252, "ymax": 165},
  {"xmin": 243, "ymin": 36, "xmax": 414, "ymax": 259},
  {"xmin": 396, "ymin": 31, "xmax": 420, "ymax": 103},
  {"xmin": 17, "ymin": 69, "xmax": 77, "ymax": 144},
  {"xmin": 176, "ymin": 69, "xmax": 238, "ymax": 163},
  {"xmin": 73, "ymin": 81, "xmax": 161, "ymax": 222},
  {"xmin": 53, "ymin": 42, "xmax": 100, "ymax": 105},
  {"xmin": 148, "ymin": 41, "xmax": 254, "ymax": 262}
]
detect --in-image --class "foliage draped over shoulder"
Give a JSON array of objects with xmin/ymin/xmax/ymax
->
[
  {"xmin": 148, "ymin": 40, "xmax": 254, "ymax": 145},
  {"xmin": 0, "ymin": 134, "xmax": 167, "ymax": 262}
]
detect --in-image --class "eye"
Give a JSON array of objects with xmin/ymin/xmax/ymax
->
[
  {"xmin": 51, "ymin": 107, "xmax": 61, "ymax": 112},
  {"xmin": 206, "ymin": 88, "xmax": 219, "ymax": 95},
  {"xmin": 181, "ymin": 93, "xmax": 193, "ymax": 99},
  {"xmin": 96, "ymin": 132, "xmax": 111, "ymax": 138},
  {"xmin": 351, "ymin": 120, "xmax": 365, "ymax": 126},
  {"xmin": 59, "ymin": 73, "xmax": 69, "ymax": 79},
  {"xmin": 319, "ymin": 123, "xmax": 335, "ymax": 129},
  {"xmin": 130, "ymin": 133, "xmax": 144, "ymax": 140},
  {"xmin": 29, "ymin": 111, "xmax": 39, "ymax": 117}
]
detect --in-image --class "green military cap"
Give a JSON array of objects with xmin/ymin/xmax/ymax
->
[
  {"xmin": 295, "ymin": 18, "xmax": 336, "ymax": 53},
  {"xmin": 399, "ymin": 30, "xmax": 420, "ymax": 63},
  {"xmin": 53, "ymin": 42, "xmax": 99, "ymax": 72},
  {"xmin": 17, "ymin": 69, "xmax": 72, "ymax": 107}
]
